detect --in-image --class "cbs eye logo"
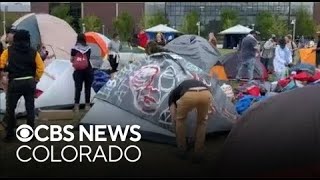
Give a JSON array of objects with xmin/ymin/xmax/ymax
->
[{"xmin": 16, "ymin": 125, "xmax": 34, "ymax": 142}]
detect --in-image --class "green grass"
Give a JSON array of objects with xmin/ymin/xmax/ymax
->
[{"xmin": 219, "ymin": 48, "xmax": 237, "ymax": 56}]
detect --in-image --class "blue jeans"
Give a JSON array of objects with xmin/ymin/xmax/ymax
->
[{"xmin": 236, "ymin": 58, "xmax": 255, "ymax": 81}]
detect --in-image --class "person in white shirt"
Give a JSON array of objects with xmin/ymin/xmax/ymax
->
[{"xmin": 273, "ymin": 38, "xmax": 292, "ymax": 80}]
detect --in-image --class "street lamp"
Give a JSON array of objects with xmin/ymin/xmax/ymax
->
[
  {"xmin": 2, "ymin": 5, "xmax": 8, "ymax": 35},
  {"xmin": 291, "ymin": 19, "xmax": 296, "ymax": 40},
  {"xmin": 82, "ymin": 23, "xmax": 86, "ymax": 33},
  {"xmin": 102, "ymin": 24, "xmax": 105, "ymax": 35},
  {"xmin": 116, "ymin": 2, "xmax": 119, "ymax": 18},
  {"xmin": 196, "ymin": 21, "xmax": 200, "ymax": 36}
]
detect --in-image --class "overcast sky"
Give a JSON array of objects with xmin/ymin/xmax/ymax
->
[{"xmin": 0, "ymin": 2, "xmax": 31, "ymax": 12}]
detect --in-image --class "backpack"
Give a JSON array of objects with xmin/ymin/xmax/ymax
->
[{"xmin": 72, "ymin": 51, "xmax": 88, "ymax": 70}]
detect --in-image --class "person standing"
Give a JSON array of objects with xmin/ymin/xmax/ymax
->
[
  {"xmin": 168, "ymin": 79, "xmax": 214, "ymax": 163},
  {"xmin": 71, "ymin": 33, "xmax": 93, "ymax": 112},
  {"xmin": 285, "ymin": 34, "xmax": 297, "ymax": 62},
  {"xmin": 312, "ymin": 35, "xmax": 320, "ymax": 68},
  {"xmin": 236, "ymin": 30, "xmax": 259, "ymax": 81},
  {"xmin": 108, "ymin": 33, "xmax": 122, "ymax": 73},
  {"xmin": 208, "ymin": 32, "xmax": 218, "ymax": 48},
  {"xmin": 155, "ymin": 32, "xmax": 166, "ymax": 46},
  {"xmin": 0, "ymin": 30, "xmax": 45, "ymax": 141},
  {"xmin": 261, "ymin": 35, "xmax": 277, "ymax": 73},
  {"xmin": 273, "ymin": 38, "xmax": 292, "ymax": 80}
]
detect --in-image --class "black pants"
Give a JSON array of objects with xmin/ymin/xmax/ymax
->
[
  {"xmin": 261, "ymin": 57, "xmax": 271, "ymax": 71},
  {"xmin": 109, "ymin": 55, "xmax": 119, "ymax": 72},
  {"xmin": 73, "ymin": 69, "xmax": 93, "ymax": 104},
  {"xmin": 6, "ymin": 78, "xmax": 36, "ymax": 137},
  {"xmin": 316, "ymin": 53, "xmax": 320, "ymax": 66}
]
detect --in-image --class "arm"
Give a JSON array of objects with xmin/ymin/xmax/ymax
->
[
  {"xmin": 35, "ymin": 52, "xmax": 45, "ymax": 81},
  {"xmin": 70, "ymin": 49, "xmax": 76, "ymax": 62},
  {"xmin": 169, "ymin": 104, "xmax": 177, "ymax": 124}
]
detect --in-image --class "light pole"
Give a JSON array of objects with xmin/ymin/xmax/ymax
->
[
  {"xmin": 102, "ymin": 24, "xmax": 105, "ymax": 35},
  {"xmin": 196, "ymin": 21, "xmax": 200, "ymax": 36},
  {"xmin": 82, "ymin": 23, "xmax": 86, "ymax": 33},
  {"xmin": 291, "ymin": 19, "xmax": 296, "ymax": 40},
  {"xmin": 116, "ymin": 2, "xmax": 119, "ymax": 18},
  {"xmin": 199, "ymin": 6, "xmax": 204, "ymax": 36},
  {"xmin": 81, "ymin": 2, "xmax": 84, "ymax": 19},
  {"xmin": 3, "ymin": 5, "xmax": 8, "ymax": 35}
]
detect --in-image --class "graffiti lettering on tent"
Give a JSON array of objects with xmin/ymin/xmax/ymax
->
[{"xmin": 128, "ymin": 63, "xmax": 178, "ymax": 116}]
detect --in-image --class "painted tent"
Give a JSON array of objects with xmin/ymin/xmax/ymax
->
[
  {"xmin": 81, "ymin": 52, "xmax": 238, "ymax": 144},
  {"xmin": 164, "ymin": 35, "xmax": 221, "ymax": 73},
  {"xmin": 12, "ymin": 13, "xmax": 77, "ymax": 59},
  {"xmin": 0, "ymin": 60, "xmax": 96, "ymax": 114}
]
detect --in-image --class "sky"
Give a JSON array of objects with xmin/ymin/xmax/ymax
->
[{"xmin": 0, "ymin": 2, "xmax": 31, "ymax": 12}]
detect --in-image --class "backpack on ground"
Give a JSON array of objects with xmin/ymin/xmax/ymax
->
[{"xmin": 72, "ymin": 51, "xmax": 88, "ymax": 70}]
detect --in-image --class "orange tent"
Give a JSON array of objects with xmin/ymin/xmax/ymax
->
[
  {"xmin": 210, "ymin": 65, "xmax": 228, "ymax": 81},
  {"xmin": 299, "ymin": 48, "xmax": 316, "ymax": 66},
  {"xmin": 84, "ymin": 32, "xmax": 109, "ymax": 59}
]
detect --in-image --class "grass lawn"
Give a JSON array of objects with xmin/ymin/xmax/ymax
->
[{"xmin": 218, "ymin": 48, "xmax": 236, "ymax": 56}]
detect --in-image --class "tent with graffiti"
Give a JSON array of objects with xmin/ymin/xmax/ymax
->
[
  {"xmin": 80, "ymin": 52, "xmax": 238, "ymax": 144},
  {"xmin": 11, "ymin": 13, "xmax": 77, "ymax": 59},
  {"xmin": 211, "ymin": 51, "xmax": 268, "ymax": 81},
  {"xmin": 85, "ymin": 32, "xmax": 110, "ymax": 68},
  {"xmin": 215, "ymin": 86, "xmax": 320, "ymax": 177},
  {"xmin": 0, "ymin": 59, "xmax": 96, "ymax": 114},
  {"xmin": 164, "ymin": 35, "xmax": 221, "ymax": 73}
]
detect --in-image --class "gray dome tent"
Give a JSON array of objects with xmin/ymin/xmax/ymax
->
[
  {"xmin": 164, "ymin": 35, "xmax": 221, "ymax": 72},
  {"xmin": 80, "ymin": 52, "xmax": 238, "ymax": 144}
]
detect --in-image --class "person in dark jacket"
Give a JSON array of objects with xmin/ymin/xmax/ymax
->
[
  {"xmin": 71, "ymin": 33, "xmax": 93, "ymax": 112},
  {"xmin": 168, "ymin": 79, "xmax": 214, "ymax": 163},
  {"xmin": 312, "ymin": 35, "xmax": 320, "ymax": 68},
  {"xmin": 0, "ymin": 29, "xmax": 45, "ymax": 142}
]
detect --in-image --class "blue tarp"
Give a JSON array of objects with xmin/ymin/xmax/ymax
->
[
  {"xmin": 235, "ymin": 95, "xmax": 267, "ymax": 115},
  {"xmin": 92, "ymin": 69, "xmax": 111, "ymax": 93}
]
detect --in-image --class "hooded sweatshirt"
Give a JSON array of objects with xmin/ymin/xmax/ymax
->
[{"xmin": 71, "ymin": 43, "xmax": 92, "ymax": 70}]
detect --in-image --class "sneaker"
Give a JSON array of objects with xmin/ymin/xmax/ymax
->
[
  {"xmin": 85, "ymin": 104, "xmax": 91, "ymax": 111},
  {"xmin": 73, "ymin": 104, "xmax": 80, "ymax": 113}
]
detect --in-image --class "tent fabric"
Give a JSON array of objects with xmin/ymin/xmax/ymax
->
[
  {"xmin": 12, "ymin": 13, "xmax": 77, "ymax": 60},
  {"xmin": 85, "ymin": 32, "xmax": 109, "ymax": 59},
  {"xmin": 0, "ymin": 59, "xmax": 96, "ymax": 114},
  {"xmin": 219, "ymin": 51, "xmax": 268, "ymax": 80},
  {"xmin": 164, "ymin": 35, "xmax": 221, "ymax": 72},
  {"xmin": 145, "ymin": 24, "xmax": 179, "ymax": 33},
  {"xmin": 219, "ymin": 24, "xmax": 254, "ymax": 35},
  {"xmin": 299, "ymin": 48, "xmax": 316, "ymax": 66},
  {"xmin": 80, "ymin": 52, "xmax": 238, "ymax": 143},
  {"xmin": 210, "ymin": 65, "xmax": 228, "ymax": 81},
  {"xmin": 92, "ymin": 69, "xmax": 111, "ymax": 93},
  {"xmin": 215, "ymin": 86, "xmax": 320, "ymax": 177}
]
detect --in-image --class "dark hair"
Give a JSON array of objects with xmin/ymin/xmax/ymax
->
[
  {"xmin": 13, "ymin": 29, "xmax": 30, "ymax": 44},
  {"xmin": 278, "ymin": 38, "xmax": 286, "ymax": 47},
  {"xmin": 113, "ymin": 33, "xmax": 119, "ymax": 39},
  {"xmin": 250, "ymin": 30, "xmax": 257, "ymax": 35},
  {"xmin": 76, "ymin": 33, "xmax": 87, "ymax": 46},
  {"xmin": 6, "ymin": 25, "xmax": 16, "ymax": 34}
]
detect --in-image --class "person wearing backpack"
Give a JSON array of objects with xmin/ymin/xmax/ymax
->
[{"xmin": 71, "ymin": 33, "xmax": 92, "ymax": 113}]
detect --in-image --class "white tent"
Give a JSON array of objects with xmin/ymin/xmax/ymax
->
[
  {"xmin": 219, "ymin": 24, "xmax": 255, "ymax": 35},
  {"xmin": 0, "ymin": 59, "xmax": 96, "ymax": 114},
  {"xmin": 145, "ymin": 24, "xmax": 179, "ymax": 33}
]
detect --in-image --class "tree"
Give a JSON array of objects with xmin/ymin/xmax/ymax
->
[
  {"xmin": 79, "ymin": 15, "xmax": 103, "ymax": 32},
  {"xmin": 50, "ymin": 4, "xmax": 73, "ymax": 25},
  {"xmin": 268, "ymin": 15, "xmax": 288, "ymax": 37},
  {"xmin": 113, "ymin": 12, "xmax": 135, "ymax": 41},
  {"xmin": 0, "ymin": 13, "xmax": 20, "ymax": 35},
  {"xmin": 144, "ymin": 12, "xmax": 169, "ymax": 28},
  {"xmin": 295, "ymin": 8, "xmax": 316, "ymax": 38},
  {"xmin": 220, "ymin": 9, "xmax": 239, "ymax": 30},
  {"xmin": 255, "ymin": 11, "xmax": 275, "ymax": 40},
  {"xmin": 180, "ymin": 11, "xmax": 199, "ymax": 34}
]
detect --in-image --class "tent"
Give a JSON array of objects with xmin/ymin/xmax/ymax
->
[
  {"xmin": 0, "ymin": 59, "xmax": 96, "ymax": 114},
  {"xmin": 145, "ymin": 24, "xmax": 181, "ymax": 42},
  {"xmin": 12, "ymin": 13, "xmax": 77, "ymax": 60},
  {"xmin": 80, "ymin": 52, "xmax": 238, "ymax": 144},
  {"xmin": 164, "ymin": 35, "xmax": 221, "ymax": 73},
  {"xmin": 299, "ymin": 48, "xmax": 316, "ymax": 66},
  {"xmin": 211, "ymin": 51, "xmax": 268, "ymax": 81},
  {"xmin": 219, "ymin": 24, "xmax": 256, "ymax": 49},
  {"xmin": 85, "ymin": 32, "xmax": 110, "ymax": 68},
  {"xmin": 215, "ymin": 86, "xmax": 320, "ymax": 177}
]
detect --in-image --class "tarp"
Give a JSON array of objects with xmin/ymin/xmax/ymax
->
[
  {"xmin": 299, "ymin": 48, "xmax": 316, "ymax": 66},
  {"xmin": 80, "ymin": 52, "xmax": 238, "ymax": 143},
  {"xmin": 145, "ymin": 24, "xmax": 179, "ymax": 33},
  {"xmin": 218, "ymin": 51, "xmax": 268, "ymax": 80},
  {"xmin": 219, "ymin": 24, "xmax": 254, "ymax": 35},
  {"xmin": 12, "ymin": 13, "xmax": 77, "ymax": 59},
  {"xmin": 0, "ymin": 59, "xmax": 96, "ymax": 114},
  {"xmin": 215, "ymin": 86, "xmax": 320, "ymax": 177},
  {"xmin": 164, "ymin": 35, "xmax": 221, "ymax": 72}
]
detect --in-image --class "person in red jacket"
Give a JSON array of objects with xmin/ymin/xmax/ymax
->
[{"xmin": 138, "ymin": 29, "xmax": 149, "ymax": 49}]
